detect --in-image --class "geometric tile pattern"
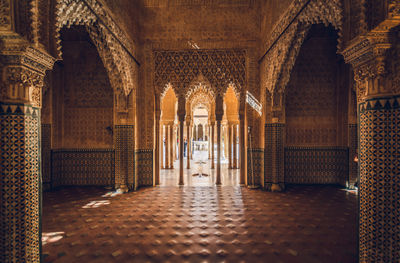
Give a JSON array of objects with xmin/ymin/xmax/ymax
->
[
  {"xmin": 348, "ymin": 124, "xmax": 358, "ymax": 189},
  {"xmin": 359, "ymin": 96, "xmax": 400, "ymax": 262},
  {"xmin": 114, "ymin": 125, "xmax": 135, "ymax": 190},
  {"xmin": 42, "ymin": 185, "xmax": 358, "ymax": 263},
  {"xmin": 51, "ymin": 149, "xmax": 114, "ymax": 187},
  {"xmin": 0, "ymin": 103, "xmax": 41, "ymax": 262},
  {"xmin": 247, "ymin": 148, "xmax": 264, "ymax": 186},
  {"xmin": 285, "ymin": 147, "xmax": 348, "ymax": 185},
  {"xmin": 136, "ymin": 149, "xmax": 153, "ymax": 187},
  {"xmin": 41, "ymin": 124, "xmax": 52, "ymax": 191},
  {"xmin": 264, "ymin": 123, "xmax": 285, "ymax": 190}
]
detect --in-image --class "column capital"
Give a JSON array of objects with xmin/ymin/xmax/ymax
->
[
  {"xmin": 342, "ymin": 22, "xmax": 400, "ymax": 102},
  {"xmin": 0, "ymin": 44, "xmax": 56, "ymax": 108}
]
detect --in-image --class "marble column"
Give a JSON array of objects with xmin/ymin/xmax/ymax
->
[
  {"xmin": 179, "ymin": 118, "xmax": 185, "ymax": 185},
  {"xmin": 233, "ymin": 124, "xmax": 238, "ymax": 169},
  {"xmin": 170, "ymin": 124, "xmax": 174, "ymax": 168},
  {"xmin": 224, "ymin": 125, "xmax": 228, "ymax": 159},
  {"xmin": 228, "ymin": 124, "xmax": 233, "ymax": 169},
  {"xmin": 154, "ymin": 113, "xmax": 161, "ymax": 185},
  {"xmin": 187, "ymin": 122, "xmax": 191, "ymax": 169},
  {"xmin": 208, "ymin": 126, "xmax": 211, "ymax": 159},
  {"xmin": 190, "ymin": 125, "xmax": 193, "ymax": 160},
  {"xmin": 173, "ymin": 125, "xmax": 177, "ymax": 161},
  {"xmin": 216, "ymin": 119, "xmax": 222, "ymax": 185},
  {"xmin": 165, "ymin": 124, "xmax": 170, "ymax": 169},
  {"xmin": 161, "ymin": 124, "xmax": 164, "ymax": 169},
  {"xmin": 211, "ymin": 122, "xmax": 215, "ymax": 169},
  {"xmin": 239, "ymin": 115, "xmax": 246, "ymax": 185}
]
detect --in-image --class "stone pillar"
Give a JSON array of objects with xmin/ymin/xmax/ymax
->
[
  {"xmin": 211, "ymin": 122, "xmax": 215, "ymax": 169},
  {"xmin": 343, "ymin": 27, "xmax": 400, "ymax": 262},
  {"xmin": 239, "ymin": 114, "xmax": 247, "ymax": 185},
  {"xmin": 233, "ymin": 124, "xmax": 238, "ymax": 169},
  {"xmin": 169, "ymin": 124, "xmax": 174, "ymax": 169},
  {"xmin": 186, "ymin": 122, "xmax": 191, "ymax": 169},
  {"xmin": 0, "ymin": 48, "xmax": 55, "ymax": 262}
]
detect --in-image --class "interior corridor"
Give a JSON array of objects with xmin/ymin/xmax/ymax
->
[{"xmin": 42, "ymin": 185, "xmax": 357, "ymax": 263}]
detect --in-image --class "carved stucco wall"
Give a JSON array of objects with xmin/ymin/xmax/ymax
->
[
  {"xmin": 60, "ymin": 31, "xmax": 113, "ymax": 149},
  {"xmin": 260, "ymin": 0, "xmax": 294, "ymax": 48},
  {"xmin": 285, "ymin": 26, "xmax": 340, "ymax": 147}
]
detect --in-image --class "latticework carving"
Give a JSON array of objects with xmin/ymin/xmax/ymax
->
[{"xmin": 154, "ymin": 49, "xmax": 246, "ymax": 98}]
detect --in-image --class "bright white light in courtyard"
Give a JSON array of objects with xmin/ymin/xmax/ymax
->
[
  {"xmin": 82, "ymin": 200, "xmax": 110, "ymax": 208},
  {"xmin": 42, "ymin": 232, "xmax": 64, "ymax": 245}
]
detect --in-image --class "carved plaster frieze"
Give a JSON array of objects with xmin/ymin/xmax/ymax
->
[{"xmin": 154, "ymin": 49, "xmax": 246, "ymax": 98}]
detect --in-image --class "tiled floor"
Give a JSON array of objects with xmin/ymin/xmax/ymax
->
[{"xmin": 42, "ymin": 184, "xmax": 358, "ymax": 262}]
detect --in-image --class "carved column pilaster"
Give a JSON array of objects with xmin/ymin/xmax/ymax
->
[
  {"xmin": 0, "ymin": 43, "xmax": 55, "ymax": 262},
  {"xmin": 342, "ymin": 23, "xmax": 400, "ymax": 262}
]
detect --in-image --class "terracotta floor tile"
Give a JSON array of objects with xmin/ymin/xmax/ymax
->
[{"xmin": 42, "ymin": 185, "xmax": 357, "ymax": 263}]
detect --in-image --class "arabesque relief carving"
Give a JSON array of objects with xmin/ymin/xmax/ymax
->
[
  {"xmin": 154, "ymin": 49, "xmax": 246, "ymax": 98},
  {"xmin": 56, "ymin": 0, "xmax": 138, "ymax": 97},
  {"xmin": 261, "ymin": 0, "xmax": 343, "ymax": 100}
]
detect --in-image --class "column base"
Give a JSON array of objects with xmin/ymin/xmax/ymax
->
[{"xmin": 265, "ymin": 183, "xmax": 285, "ymax": 192}]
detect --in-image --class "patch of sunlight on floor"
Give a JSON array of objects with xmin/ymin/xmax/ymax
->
[
  {"xmin": 42, "ymin": 232, "xmax": 65, "ymax": 245},
  {"xmin": 82, "ymin": 200, "xmax": 110, "ymax": 208}
]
